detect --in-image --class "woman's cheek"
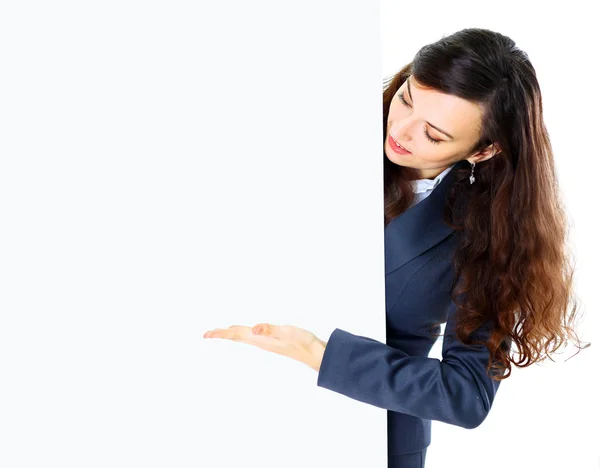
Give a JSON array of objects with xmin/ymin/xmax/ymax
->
[{"xmin": 418, "ymin": 150, "xmax": 443, "ymax": 164}]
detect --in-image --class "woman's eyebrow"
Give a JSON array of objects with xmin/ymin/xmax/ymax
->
[{"xmin": 406, "ymin": 77, "xmax": 455, "ymax": 140}]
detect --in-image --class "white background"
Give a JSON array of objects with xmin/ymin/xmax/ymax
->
[{"xmin": 0, "ymin": 1, "xmax": 597, "ymax": 467}]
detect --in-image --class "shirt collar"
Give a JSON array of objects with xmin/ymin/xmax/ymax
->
[{"xmin": 410, "ymin": 163, "xmax": 457, "ymax": 194}]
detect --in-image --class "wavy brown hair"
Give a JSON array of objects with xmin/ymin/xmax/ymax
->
[{"xmin": 384, "ymin": 28, "xmax": 590, "ymax": 381}]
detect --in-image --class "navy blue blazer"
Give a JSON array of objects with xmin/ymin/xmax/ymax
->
[{"xmin": 317, "ymin": 160, "xmax": 504, "ymax": 457}]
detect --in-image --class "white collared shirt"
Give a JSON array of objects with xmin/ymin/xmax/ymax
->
[{"xmin": 409, "ymin": 163, "xmax": 456, "ymax": 207}]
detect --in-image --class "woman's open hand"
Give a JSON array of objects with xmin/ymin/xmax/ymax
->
[{"xmin": 203, "ymin": 323, "xmax": 327, "ymax": 372}]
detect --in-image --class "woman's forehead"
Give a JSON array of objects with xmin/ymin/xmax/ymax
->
[{"xmin": 403, "ymin": 76, "xmax": 484, "ymax": 140}]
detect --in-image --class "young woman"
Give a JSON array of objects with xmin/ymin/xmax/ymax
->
[{"xmin": 203, "ymin": 28, "xmax": 589, "ymax": 467}]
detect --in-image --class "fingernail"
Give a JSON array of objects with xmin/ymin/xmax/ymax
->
[{"xmin": 254, "ymin": 326, "xmax": 262, "ymax": 334}]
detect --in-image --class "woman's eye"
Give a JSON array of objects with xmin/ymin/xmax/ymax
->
[
  {"xmin": 398, "ymin": 93, "xmax": 410, "ymax": 106},
  {"xmin": 423, "ymin": 127, "xmax": 441, "ymax": 145}
]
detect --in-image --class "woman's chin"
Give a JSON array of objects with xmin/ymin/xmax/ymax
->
[{"xmin": 385, "ymin": 148, "xmax": 412, "ymax": 166}]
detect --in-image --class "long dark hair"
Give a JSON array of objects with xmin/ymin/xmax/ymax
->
[{"xmin": 384, "ymin": 28, "xmax": 590, "ymax": 380}]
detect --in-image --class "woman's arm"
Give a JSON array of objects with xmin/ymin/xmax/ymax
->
[{"xmin": 316, "ymin": 300, "xmax": 505, "ymax": 429}]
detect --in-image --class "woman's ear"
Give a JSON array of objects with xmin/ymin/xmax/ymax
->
[{"xmin": 467, "ymin": 143, "xmax": 502, "ymax": 164}]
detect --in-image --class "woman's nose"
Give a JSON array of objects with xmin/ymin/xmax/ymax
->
[
  {"xmin": 390, "ymin": 122, "xmax": 414, "ymax": 142},
  {"xmin": 393, "ymin": 113, "xmax": 417, "ymax": 133}
]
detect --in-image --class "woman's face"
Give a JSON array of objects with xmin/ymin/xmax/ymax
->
[{"xmin": 385, "ymin": 75, "xmax": 488, "ymax": 179}]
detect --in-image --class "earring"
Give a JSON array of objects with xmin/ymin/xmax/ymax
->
[{"xmin": 469, "ymin": 161, "xmax": 476, "ymax": 184}]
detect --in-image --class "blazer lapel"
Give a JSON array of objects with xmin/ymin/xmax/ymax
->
[{"xmin": 384, "ymin": 160, "xmax": 466, "ymax": 276}]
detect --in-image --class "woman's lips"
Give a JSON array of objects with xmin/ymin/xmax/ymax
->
[{"xmin": 388, "ymin": 135, "xmax": 411, "ymax": 154}]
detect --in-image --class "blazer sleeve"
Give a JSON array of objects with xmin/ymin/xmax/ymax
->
[{"xmin": 316, "ymin": 300, "xmax": 508, "ymax": 429}]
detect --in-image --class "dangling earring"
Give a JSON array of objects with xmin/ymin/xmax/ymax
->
[{"xmin": 469, "ymin": 161, "xmax": 476, "ymax": 184}]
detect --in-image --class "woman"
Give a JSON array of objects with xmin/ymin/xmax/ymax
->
[{"xmin": 203, "ymin": 28, "xmax": 589, "ymax": 467}]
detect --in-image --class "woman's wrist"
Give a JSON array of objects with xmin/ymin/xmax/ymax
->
[{"xmin": 308, "ymin": 337, "xmax": 327, "ymax": 372}]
